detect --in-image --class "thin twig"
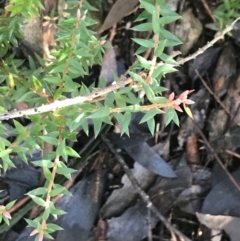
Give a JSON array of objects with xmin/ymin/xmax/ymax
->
[
  {"xmin": 194, "ymin": 68, "xmax": 237, "ymax": 124},
  {"xmin": 192, "ymin": 119, "xmax": 240, "ymax": 192},
  {"xmin": 0, "ymin": 75, "xmax": 131, "ymax": 120},
  {"xmin": 101, "ymin": 135, "xmax": 192, "ymax": 241},
  {"xmin": 1, "ymin": 17, "xmax": 240, "ymax": 121},
  {"xmin": 225, "ymin": 149, "xmax": 240, "ymax": 159},
  {"xmin": 147, "ymin": 208, "xmax": 153, "ymax": 241},
  {"xmin": 200, "ymin": 0, "xmax": 216, "ymax": 22},
  {"xmin": 177, "ymin": 17, "xmax": 240, "ymax": 65}
]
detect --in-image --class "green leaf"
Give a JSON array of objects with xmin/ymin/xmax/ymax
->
[
  {"xmin": 89, "ymin": 108, "xmax": 110, "ymax": 119},
  {"xmin": 28, "ymin": 195, "xmax": 46, "ymax": 207},
  {"xmin": 79, "ymin": 103, "xmax": 95, "ymax": 112},
  {"xmin": 5, "ymin": 200, "xmax": 16, "ymax": 210},
  {"xmin": 120, "ymin": 112, "xmax": 131, "ymax": 136},
  {"xmin": 47, "ymin": 223, "xmax": 64, "ymax": 231},
  {"xmin": 132, "ymin": 38, "xmax": 154, "ymax": 48},
  {"xmin": 82, "ymin": 119, "xmax": 89, "ymax": 136},
  {"xmin": 140, "ymin": 0, "xmax": 155, "ymax": 13},
  {"xmin": 161, "ymin": 29, "xmax": 182, "ymax": 44},
  {"xmin": 129, "ymin": 71, "xmax": 144, "ymax": 83},
  {"xmin": 172, "ymin": 110, "xmax": 180, "ymax": 126},
  {"xmin": 165, "ymin": 107, "xmax": 175, "ymax": 126},
  {"xmin": 49, "ymin": 203, "xmax": 66, "ymax": 216},
  {"xmin": 152, "ymin": 9, "xmax": 160, "ymax": 34},
  {"xmin": 159, "ymin": 53, "xmax": 178, "ymax": 65},
  {"xmin": 161, "ymin": 4, "xmax": 181, "ymax": 18},
  {"xmin": 39, "ymin": 136, "xmax": 59, "ymax": 145},
  {"xmin": 155, "ymin": 39, "xmax": 167, "ymax": 57},
  {"xmin": 158, "ymin": 15, "xmax": 181, "ymax": 24},
  {"xmin": 13, "ymin": 120, "xmax": 26, "ymax": 134},
  {"xmin": 184, "ymin": 104, "xmax": 193, "ymax": 118},
  {"xmin": 42, "ymin": 207, "xmax": 50, "ymax": 220},
  {"xmin": 56, "ymin": 139, "xmax": 67, "ymax": 159},
  {"xmin": 115, "ymin": 93, "xmax": 126, "ymax": 107},
  {"xmin": 0, "ymin": 149, "xmax": 12, "ymax": 158},
  {"xmin": 104, "ymin": 92, "xmax": 115, "ymax": 107},
  {"xmin": 43, "ymin": 167, "xmax": 53, "ymax": 181},
  {"xmin": 28, "ymin": 188, "xmax": 47, "ymax": 196},
  {"xmin": 50, "ymin": 185, "xmax": 70, "ymax": 197},
  {"xmin": 32, "ymin": 160, "xmax": 53, "ymax": 168},
  {"xmin": 135, "ymin": 45, "xmax": 148, "ymax": 55},
  {"xmin": 147, "ymin": 118, "xmax": 155, "ymax": 136},
  {"xmin": 56, "ymin": 167, "xmax": 76, "ymax": 175},
  {"xmin": 45, "ymin": 76, "xmax": 62, "ymax": 84},
  {"xmin": 152, "ymin": 64, "xmax": 177, "ymax": 78},
  {"xmin": 25, "ymin": 218, "xmax": 39, "ymax": 228},
  {"xmin": 65, "ymin": 146, "xmax": 80, "ymax": 158},
  {"xmin": 18, "ymin": 152, "xmax": 28, "ymax": 164},
  {"xmin": 2, "ymin": 155, "xmax": 15, "ymax": 172},
  {"xmin": 140, "ymin": 108, "xmax": 162, "ymax": 123},
  {"xmin": 113, "ymin": 113, "xmax": 124, "ymax": 125},
  {"xmin": 136, "ymin": 55, "xmax": 151, "ymax": 69},
  {"xmin": 131, "ymin": 22, "xmax": 152, "ymax": 31},
  {"xmin": 143, "ymin": 83, "xmax": 155, "ymax": 101},
  {"xmin": 50, "ymin": 64, "xmax": 66, "ymax": 73},
  {"xmin": 92, "ymin": 118, "xmax": 103, "ymax": 137},
  {"xmin": 153, "ymin": 96, "xmax": 168, "ymax": 104},
  {"xmin": 3, "ymin": 216, "xmax": 9, "ymax": 226}
]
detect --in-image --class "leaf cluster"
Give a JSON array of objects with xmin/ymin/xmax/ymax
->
[{"xmin": 0, "ymin": 0, "xmax": 191, "ymax": 238}]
